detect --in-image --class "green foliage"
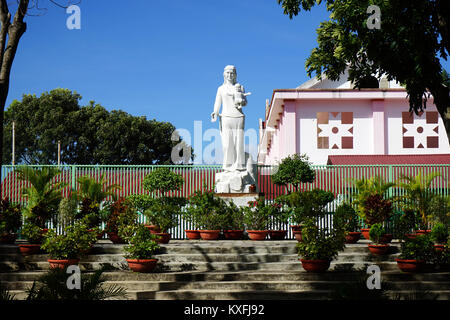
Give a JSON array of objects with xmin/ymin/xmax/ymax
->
[
  {"xmin": 276, "ymin": 1, "xmax": 450, "ymax": 141},
  {"xmin": 16, "ymin": 166, "xmax": 66, "ymax": 228},
  {"xmin": 186, "ymin": 188, "xmax": 228, "ymax": 230},
  {"xmin": 296, "ymin": 218, "xmax": 346, "ymax": 260},
  {"xmin": 399, "ymin": 234, "xmax": 435, "ymax": 261},
  {"xmin": 127, "ymin": 194, "xmax": 156, "ymax": 213},
  {"xmin": 104, "ymin": 198, "xmax": 138, "ymax": 236},
  {"xmin": 0, "ymin": 198, "xmax": 22, "ymax": 235},
  {"xmin": 397, "ymin": 172, "xmax": 441, "ymax": 228},
  {"xmin": 287, "ymin": 189, "xmax": 334, "ymax": 225},
  {"xmin": 430, "ymin": 223, "xmax": 449, "ymax": 244},
  {"xmin": 143, "ymin": 167, "xmax": 184, "ymax": 195},
  {"xmin": 333, "ymin": 202, "xmax": 359, "ymax": 233},
  {"xmin": 56, "ymin": 196, "xmax": 78, "ymax": 229},
  {"xmin": 222, "ymin": 201, "xmax": 246, "ymax": 230},
  {"xmin": 3, "ymin": 89, "xmax": 191, "ymax": 165},
  {"xmin": 143, "ymin": 196, "xmax": 186, "ymax": 233},
  {"xmin": 0, "ymin": 282, "xmax": 16, "ymax": 300},
  {"xmin": 120, "ymin": 224, "xmax": 160, "ymax": 260},
  {"xmin": 25, "ymin": 267, "xmax": 127, "ymax": 300},
  {"xmin": 41, "ymin": 222, "xmax": 97, "ymax": 260},
  {"xmin": 369, "ymin": 223, "xmax": 386, "ymax": 245},
  {"xmin": 21, "ymin": 222, "xmax": 46, "ymax": 244},
  {"xmin": 271, "ymin": 154, "xmax": 315, "ymax": 192},
  {"xmin": 428, "ymin": 195, "xmax": 450, "ymax": 227},
  {"xmin": 75, "ymin": 174, "xmax": 121, "ymax": 228},
  {"xmin": 242, "ymin": 197, "xmax": 273, "ymax": 230},
  {"xmin": 396, "ymin": 208, "xmax": 418, "ymax": 239}
]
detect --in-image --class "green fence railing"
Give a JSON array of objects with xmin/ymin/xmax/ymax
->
[{"xmin": 1, "ymin": 164, "xmax": 449, "ymax": 239}]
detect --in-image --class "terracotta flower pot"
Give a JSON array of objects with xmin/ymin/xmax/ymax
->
[
  {"xmin": 396, "ymin": 259, "xmax": 425, "ymax": 272},
  {"xmin": 415, "ymin": 229, "xmax": 431, "ymax": 235},
  {"xmin": 18, "ymin": 244, "xmax": 41, "ymax": 255},
  {"xmin": 145, "ymin": 225, "xmax": 161, "ymax": 234},
  {"xmin": 126, "ymin": 258, "xmax": 158, "ymax": 273},
  {"xmin": 290, "ymin": 225, "xmax": 302, "ymax": 232},
  {"xmin": 223, "ymin": 230, "xmax": 244, "ymax": 240},
  {"xmin": 154, "ymin": 232, "xmax": 171, "ymax": 244},
  {"xmin": 368, "ymin": 244, "xmax": 390, "ymax": 255},
  {"xmin": 199, "ymin": 230, "xmax": 221, "ymax": 240},
  {"xmin": 300, "ymin": 259, "xmax": 331, "ymax": 273},
  {"xmin": 48, "ymin": 259, "xmax": 80, "ymax": 269},
  {"xmin": 345, "ymin": 232, "xmax": 361, "ymax": 244},
  {"xmin": 405, "ymin": 233, "xmax": 417, "ymax": 240},
  {"xmin": 269, "ymin": 230, "xmax": 287, "ymax": 240},
  {"xmin": 185, "ymin": 230, "xmax": 201, "ymax": 240},
  {"xmin": 0, "ymin": 233, "xmax": 17, "ymax": 244},
  {"xmin": 361, "ymin": 228, "xmax": 370, "ymax": 240},
  {"xmin": 247, "ymin": 230, "xmax": 269, "ymax": 241},
  {"xmin": 293, "ymin": 230, "xmax": 303, "ymax": 242},
  {"xmin": 107, "ymin": 232, "xmax": 126, "ymax": 244},
  {"xmin": 434, "ymin": 244, "xmax": 445, "ymax": 252}
]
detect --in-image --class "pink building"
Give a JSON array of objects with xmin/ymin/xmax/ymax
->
[{"xmin": 257, "ymin": 75, "xmax": 450, "ymax": 165}]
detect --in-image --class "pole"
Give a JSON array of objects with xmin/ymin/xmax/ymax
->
[
  {"xmin": 58, "ymin": 140, "xmax": 61, "ymax": 166},
  {"xmin": 12, "ymin": 121, "xmax": 15, "ymax": 165}
]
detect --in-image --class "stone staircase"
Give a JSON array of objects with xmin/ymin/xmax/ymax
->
[{"xmin": 1, "ymin": 239, "xmax": 449, "ymax": 300}]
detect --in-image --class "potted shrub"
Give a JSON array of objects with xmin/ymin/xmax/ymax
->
[
  {"xmin": 186, "ymin": 188, "xmax": 227, "ymax": 240},
  {"xmin": 0, "ymin": 198, "xmax": 22, "ymax": 244},
  {"xmin": 334, "ymin": 202, "xmax": 361, "ymax": 244},
  {"xmin": 41, "ymin": 221, "xmax": 97, "ymax": 269},
  {"xmin": 223, "ymin": 201, "xmax": 245, "ymax": 240},
  {"xmin": 19, "ymin": 221, "xmax": 48, "ymax": 255},
  {"xmin": 76, "ymin": 174, "xmax": 121, "ymax": 236},
  {"xmin": 368, "ymin": 223, "xmax": 390, "ymax": 255},
  {"xmin": 104, "ymin": 198, "xmax": 138, "ymax": 244},
  {"xmin": 352, "ymin": 176, "xmax": 395, "ymax": 239},
  {"xmin": 143, "ymin": 196, "xmax": 186, "ymax": 244},
  {"xmin": 268, "ymin": 197, "xmax": 290, "ymax": 240},
  {"xmin": 140, "ymin": 168, "xmax": 185, "ymax": 243},
  {"xmin": 243, "ymin": 196, "xmax": 272, "ymax": 240},
  {"xmin": 286, "ymin": 189, "xmax": 334, "ymax": 242},
  {"xmin": 397, "ymin": 171, "xmax": 441, "ymax": 233},
  {"xmin": 271, "ymin": 154, "xmax": 315, "ymax": 194},
  {"xmin": 396, "ymin": 234, "xmax": 434, "ymax": 272},
  {"xmin": 119, "ymin": 224, "xmax": 161, "ymax": 273},
  {"xmin": 430, "ymin": 222, "xmax": 449, "ymax": 252},
  {"xmin": 297, "ymin": 218, "xmax": 346, "ymax": 272}
]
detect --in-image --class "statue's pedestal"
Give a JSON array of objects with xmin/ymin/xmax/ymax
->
[
  {"xmin": 215, "ymin": 168, "xmax": 257, "ymax": 194},
  {"xmin": 216, "ymin": 193, "xmax": 260, "ymax": 208}
]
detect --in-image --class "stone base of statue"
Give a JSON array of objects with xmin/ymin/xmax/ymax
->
[
  {"xmin": 216, "ymin": 192, "xmax": 260, "ymax": 208},
  {"xmin": 215, "ymin": 169, "xmax": 257, "ymax": 194}
]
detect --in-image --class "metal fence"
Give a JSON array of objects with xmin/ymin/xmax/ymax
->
[{"xmin": 1, "ymin": 164, "xmax": 449, "ymax": 239}]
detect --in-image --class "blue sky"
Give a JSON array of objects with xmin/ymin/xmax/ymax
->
[{"xmin": 6, "ymin": 0, "xmax": 449, "ymax": 164}]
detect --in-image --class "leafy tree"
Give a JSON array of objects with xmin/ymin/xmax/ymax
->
[
  {"xmin": 277, "ymin": 0, "xmax": 450, "ymax": 143},
  {"xmin": 3, "ymin": 89, "xmax": 190, "ymax": 165},
  {"xmin": 271, "ymin": 154, "xmax": 315, "ymax": 192}
]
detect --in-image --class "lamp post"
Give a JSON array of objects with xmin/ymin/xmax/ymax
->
[{"xmin": 11, "ymin": 121, "xmax": 15, "ymax": 166}]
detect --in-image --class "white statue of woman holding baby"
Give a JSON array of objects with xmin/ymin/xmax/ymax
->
[{"xmin": 211, "ymin": 65, "xmax": 251, "ymax": 172}]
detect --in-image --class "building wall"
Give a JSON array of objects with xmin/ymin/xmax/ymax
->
[{"xmin": 264, "ymin": 98, "xmax": 450, "ymax": 165}]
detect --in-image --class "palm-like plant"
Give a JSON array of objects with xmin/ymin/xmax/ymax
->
[
  {"xmin": 77, "ymin": 173, "xmax": 121, "ymax": 204},
  {"xmin": 351, "ymin": 176, "xmax": 396, "ymax": 225},
  {"xmin": 76, "ymin": 173, "xmax": 121, "ymax": 228},
  {"xmin": 26, "ymin": 267, "xmax": 127, "ymax": 300},
  {"xmin": 397, "ymin": 171, "xmax": 441, "ymax": 229},
  {"xmin": 16, "ymin": 166, "xmax": 67, "ymax": 228}
]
